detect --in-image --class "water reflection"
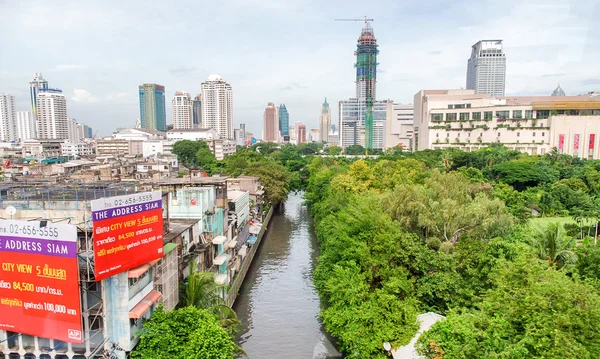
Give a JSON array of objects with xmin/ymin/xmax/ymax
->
[{"xmin": 234, "ymin": 193, "xmax": 326, "ymax": 358}]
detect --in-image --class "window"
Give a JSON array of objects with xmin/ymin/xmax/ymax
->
[
  {"xmin": 468, "ymin": 132, "xmax": 471, "ymax": 137},
  {"xmin": 498, "ymin": 132, "xmax": 501, "ymax": 137},
  {"xmin": 537, "ymin": 110, "xmax": 550, "ymax": 119},
  {"xmin": 90, "ymin": 316, "xmax": 103, "ymax": 331},
  {"xmin": 542, "ymin": 132, "xmax": 545, "ymax": 137},
  {"xmin": 496, "ymin": 110, "xmax": 509, "ymax": 119},
  {"xmin": 484, "ymin": 111, "xmax": 493, "ymax": 120},
  {"xmin": 466, "ymin": 104, "xmax": 472, "ymax": 108},
  {"xmin": 517, "ymin": 132, "xmax": 520, "ymax": 137},
  {"xmin": 431, "ymin": 113, "xmax": 443, "ymax": 122},
  {"xmin": 525, "ymin": 110, "xmax": 534, "ymax": 118},
  {"xmin": 460, "ymin": 113, "xmax": 470, "ymax": 121},
  {"xmin": 436, "ymin": 133, "xmax": 439, "ymax": 138},
  {"xmin": 448, "ymin": 105, "xmax": 454, "ymax": 109},
  {"xmin": 454, "ymin": 104, "xmax": 466, "ymax": 109},
  {"xmin": 533, "ymin": 132, "xmax": 536, "ymax": 137},
  {"xmin": 87, "ymin": 282, "xmax": 98, "ymax": 292},
  {"xmin": 513, "ymin": 110, "xmax": 522, "ymax": 118},
  {"xmin": 457, "ymin": 133, "xmax": 460, "ymax": 137},
  {"xmin": 472, "ymin": 112, "xmax": 481, "ymax": 120},
  {"xmin": 446, "ymin": 133, "xmax": 450, "ymax": 138},
  {"xmin": 446, "ymin": 113, "xmax": 457, "ymax": 121}
]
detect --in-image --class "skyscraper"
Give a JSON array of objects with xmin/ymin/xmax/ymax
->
[
  {"xmin": 201, "ymin": 74, "xmax": 233, "ymax": 139},
  {"xmin": 278, "ymin": 104, "xmax": 289, "ymax": 139},
  {"xmin": 466, "ymin": 40, "xmax": 506, "ymax": 97},
  {"xmin": 172, "ymin": 91, "xmax": 193, "ymax": 129},
  {"xmin": 319, "ymin": 98, "xmax": 331, "ymax": 142},
  {"xmin": 0, "ymin": 94, "xmax": 16, "ymax": 141},
  {"xmin": 139, "ymin": 83, "xmax": 167, "ymax": 131},
  {"xmin": 297, "ymin": 123, "xmax": 306, "ymax": 144},
  {"xmin": 29, "ymin": 72, "xmax": 48, "ymax": 122},
  {"xmin": 16, "ymin": 111, "xmax": 35, "ymax": 141},
  {"xmin": 263, "ymin": 102, "xmax": 279, "ymax": 142},
  {"xmin": 339, "ymin": 21, "xmax": 381, "ymax": 149},
  {"xmin": 192, "ymin": 94, "xmax": 202, "ymax": 128},
  {"xmin": 37, "ymin": 89, "xmax": 68, "ymax": 139}
]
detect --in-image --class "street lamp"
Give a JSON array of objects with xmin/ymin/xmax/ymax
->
[{"xmin": 383, "ymin": 342, "xmax": 392, "ymax": 356}]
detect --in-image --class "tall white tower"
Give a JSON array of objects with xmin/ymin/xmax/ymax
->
[
  {"xmin": 201, "ymin": 74, "xmax": 233, "ymax": 139},
  {"xmin": 16, "ymin": 111, "xmax": 36, "ymax": 141},
  {"xmin": 37, "ymin": 90, "xmax": 68, "ymax": 139},
  {"xmin": 319, "ymin": 98, "xmax": 331, "ymax": 143},
  {"xmin": 466, "ymin": 40, "xmax": 506, "ymax": 97},
  {"xmin": 29, "ymin": 72, "xmax": 49, "ymax": 121},
  {"xmin": 0, "ymin": 94, "xmax": 16, "ymax": 141},
  {"xmin": 172, "ymin": 91, "xmax": 193, "ymax": 129}
]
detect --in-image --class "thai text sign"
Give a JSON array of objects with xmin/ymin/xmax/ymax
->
[
  {"xmin": 0, "ymin": 220, "xmax": 83, "ymax": 343},
  {"xmin": 92, "ymin": 191, "xmax": 164, "ymax": 281}
]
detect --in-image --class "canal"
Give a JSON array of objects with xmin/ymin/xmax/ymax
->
[{"xmin": 234, "ymin": 193, "xmax": 339, "ymax": 358}]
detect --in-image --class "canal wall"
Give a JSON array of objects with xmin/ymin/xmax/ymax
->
[{"xmin": 226, "ymin": 205, "xmax": 274, "ymax": 307}]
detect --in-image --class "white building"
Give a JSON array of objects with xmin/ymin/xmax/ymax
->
[
  {"xmin": 29, "ymin": 72, "xmax": 48, "ymax": 121},
  {"xmin": 385, "ymin": 103, "xmax": 414, "ymax": 150},
  {"xmin": 113, "ymin": 128, "xmax": 165, "ymax": 141},
  {"xmin": 414, "ymin": 89, "xmax": 600, "ymax": 155},
  {"xmin": 234, "ymin": 124, "xmax": 246, "ymax": 146},
  {"xmin": 142, "ymin": 140, "xmax": 175, "ymax": 157},
  {"xmin": 0, "ymin": 94, "xmax": 16, "ymax": 141},
  {"xmin": 201, "ymin": 74, "xmax": 234, "ymax": 139},
  {"xmin": 166, "ymin": 128, "xmax": 220, "ymax": 141},
  {"xmin": 206, "ymin": 139, "xmax": 236, "ymax": 160},
  {"xmin": 16, "ymin": 111, "xmax": 36, "ymax": 141},
  {"xmin": 309, "ymin": 129, "xmax": 320, "ymax": 143},
  {"xmin": 172, "ymin": 91, "xmax": 193, "ymax": 129},
  {"xmin": 319, "ymin": 98, "xmax": 331, "ymax": 142},
  {"xmin": 466, "ymin": 40, "xmax": 506, "ymax": 97},
  {"xmin": 67, "ymin": 118, "xmax": 81, "ymax": 141},
  {"xmin": 37, "ymin": 90, "xmax": 68, "ymax": 139},
  {"xmin": 339, "ymin": 99, "xmax": 389, "ymax": 149},
  {"xmin": 550, "ymin": 115, "xmax": 600, "ymax": 159},
  {"xmin": 60, "ymin": 140, "xmax": 94, "ymax": 157}
]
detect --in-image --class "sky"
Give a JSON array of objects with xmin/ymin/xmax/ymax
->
[{"xmin": 0, "ymin": 0, "xmax": 598, "ymax": 138}]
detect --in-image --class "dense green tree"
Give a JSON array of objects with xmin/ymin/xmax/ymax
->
[
  {"xmin": 528, "ymin": 223, "xmax": 577, "ymax": 268},
  {"xmin": 344, "ymin": 144, "xmax": 366, "ymax": 155},
  {"xmin": 325, "ymin": 145, "xmax": 343, "ymax": 155},
  {"xmin": 172, "ymin": 140, "xmax": 203, "ymax": 169},
  {"xmin": 245, "ymin": 160, "xmax": 290, "ymax": 204},
  {"xmin": 131, "ymin": 306, "xmax": 240, "ymax": 359},
  {"xmin": 493, "ymin": 159, "xmax": 558, "ymax": 190},
  {"xmin": 576, "ymin": 243, "xmax": 600, "ymax": 282},
  {"xmin": 418, "ymin": 255, "xmax": 600, "ymax": 358}
]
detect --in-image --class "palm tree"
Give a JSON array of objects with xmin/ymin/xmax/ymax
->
[
  {"xmin": 529, "ymin": 223, "xmax": 577, "ymax": 268},
  {"xmin": 180, "ymin": 262, "xmax": 241, "ymax": 336}
]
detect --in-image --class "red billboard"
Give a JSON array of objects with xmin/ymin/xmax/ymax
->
[
  {"xmin": 0, "ymin": 220, "xmax": 82, "ymax": 343},
  {"xmin": 91, "ymin": 191, "xmax": 164, "ymax": 281},
  {"xmin": 574, "ymin": 134, "xmax": 580, "ymax": 150},
  {"xmin": 590, "ymin": 134, "xmax": 595, "ymax": 149},
  {"xmin": 558, "ymin": 134, "xmax": 565, "ymax": 151}
]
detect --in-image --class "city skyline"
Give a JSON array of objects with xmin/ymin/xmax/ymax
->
[{"xmin": 0, "ymin": 1, "xmax": 598, "ymax": 137}]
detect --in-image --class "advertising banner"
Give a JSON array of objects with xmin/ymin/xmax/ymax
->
[
  {"xmin": 590, "ymin": 134, "xmax": 595, "ymax": 149},
  {"xmin": 91, "ymin": 191, "xmax": 164, "ymax": 281},
  {"xmin": 574, "ymin": 134, "xmax": 580, "ymax": 150},
  {"xmin": 0, "ymin": 220, "xmax": 82, "ymax": 343},
  {"xmin": 558, "ymin": 134, "xmax": 565, "ymax": 151}
]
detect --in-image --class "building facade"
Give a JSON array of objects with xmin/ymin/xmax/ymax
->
[
  {"xmin": 234, "ymin": 124, "xmax": 246, "ymax": 146},
  {"xmin": 414, "ymin": 89, "xmax": 600, "ymax": 154},
  {"xmin": 192, "ymin": 94, "xmax": 202, "ymax": 128},
  {"xmin": 309, "ymin": 129, "xmax": 320, "ymax": 143},
  {"xmin": 16, "ymin": 111, "xmax": 36, "ymax": 141},
  {"xmin": 385, "ymin": 103, "xmax": 414, "ymax": 150},
  {"xmin": 37, "ymin": 90, "xmax": 68, "ymax": 140},
  {"xmin": 61, "ymin": 140, "xmax": 94, "ymax": 156},
  {"xmin": 339, "ymin": 99, "xmax": 388, "ymax": 149},
  {"xmin": 139, "ymin": 84, "xmax": 167, "ymax": 131},
  {"xmin": 0, "ymin": 94, "xmax": 16, "ymax": 142},
  {"xmin": 29, "ymin": 72, "xmax": 49, "ymax": 122},
  {"xmin": 278, "ymin": 104, "xmax": 289, "ymax": 139},
  {"xmin": 355, "ymin": 22, "xmax": 379, "ymax": 148},
  {"xmin": 466, "ymin": 40, "xmax": 506, "ymax": 97},
  {"xmin": 297, "ymin": 123, "xmax": 306, "ymax": 144},
  {"xmin": 319, "ymin": 98, "xmax": 331, "ymax": 143},
  {"xmin": 172, "ymin": 91, "xmax": 193, "ymax": 129},
  {"xmin": 166, "ymin": 128, "xmax": 220, "ymax": 141},
  {"xmin": 201, "ymin": 74, "xmax": 233, "ymax": 139},
  {"xmin": 263, "ymin": 102, "xmax": 279, "ymax": 142}
]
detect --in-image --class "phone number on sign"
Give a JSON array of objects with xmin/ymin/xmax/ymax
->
[{"xmin": 7, "ymin": 224, "xmax": 59, "ymax": 238}]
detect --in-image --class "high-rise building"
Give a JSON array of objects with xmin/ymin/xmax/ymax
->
[
  {"xmin": 297, "ymin": 123, "xmax": 306, "ymax": 144},
  {"xmin": 263, "ymin": 102, "xmax": 279, "ymax": 142},
  {"xmin": 139, "ymin": 83, "xmax": 167, "ymax": 131},
  {"xmin": 0, "ymin": 94, "xmax": 16, "ymax": 141},
  {"xmin": 309, "ymin": 129, "xmax": 320, "ymax": 142},
  {"xmin": 29, "ymin": 72, "xmax": 48, "ymax": 122},
  {"xmin": 339, "ymin": 21, "xmax": 380, "ymax": 149},
  {"xmin": 319, "ymin": 98, "xmax": 331, "ymax": 142},
  {"xmin": 16, "ymin": 111, "xmax": 36, "ymax": 141},
  {"xmin": 552, "ymin": 85, "xmax": 566, "ymax": 97},
  {"xmin": 192, "ymin": 94, "xmax": 202, "ymax": 128},
  {"xmin": 339, "ymin": 99, "xmax": 389, "ymax": 149},
  {"xmin": 201, "ymin": 74, "xmax": 233, "ymax": 139},
  {"xmin": 37, "ymin": 89, "xmax": 68, "ymax": 139},
  {"xmin": 466, "ymin": 40, "xmax": 506, "ymax": 97},
  {"xmin": 234, "ymin": 124, "xmax": 246, "ymax": 146},
  {"xmin": 67, "ymin": 118, "xmax": 81, "ymax": 141},
  {"xmin": 172, "ymin": 91, "xmax": 193, "ymax": 129},
  {"xmin": 278, "ymin": 104, "xmax": 289, "ymax": 139}
]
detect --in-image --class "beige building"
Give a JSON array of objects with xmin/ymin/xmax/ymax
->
[
  {"xmin": 550, "ymin": 115, "xmax": 600, "ymax": 159},
  {"xmin": 414, "ymin": 89, "xmax": 600, "ymax": 155},
  {"xmin": 96, "ymin": 139, "xmax": 143, "ymax": 156},
  {"xmin": 263, "ymin": 102, "xmax": 279, "ymax": 142},
  {"xmin": 385, "ymin": 103, "xmax": 414, "ymax": 150},
  {"xmin": 319, "ymin": 98, "xmax": 331, "ymax": 143}
]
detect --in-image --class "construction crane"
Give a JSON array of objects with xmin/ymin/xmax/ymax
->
[
  {"xmin": 335, "ymin": 16, "xmax": 377, "ymax": 154},
  {"xmin": 334, "ymin": 16, "xmax": 374, "ymax": 25}
]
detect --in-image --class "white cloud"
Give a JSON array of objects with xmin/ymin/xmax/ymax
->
[
  {"xmin": 72, "ymin": 89, "xmax": 100, "ymax": 103},
  {"xmin": 52, "ymin": 64, "xmax": 86, "ymax": 71}
]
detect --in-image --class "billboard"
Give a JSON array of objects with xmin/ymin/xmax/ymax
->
[
  {"xmin": 0, "ymin": 220, "xmax": 82, "ymax": 343},
  {"xmin": 91, "ymin": 191, "xmax": 164, "ymax": 281}
]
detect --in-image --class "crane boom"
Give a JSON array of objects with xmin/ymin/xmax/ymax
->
[{"xmin": 334, "ymin": 16, "xmax": 374, "ymax": 24}]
